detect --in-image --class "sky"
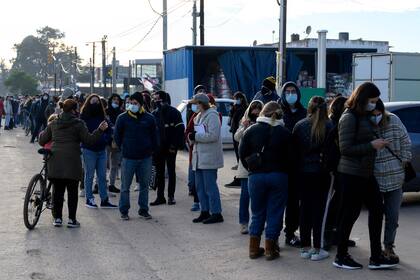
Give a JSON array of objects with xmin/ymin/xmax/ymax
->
[{"xmin": 1, "ymin": 0, "xmax": 420, "ymax": 67}]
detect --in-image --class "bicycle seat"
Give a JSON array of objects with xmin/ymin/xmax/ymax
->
[{"xmin": 38, "ymin": 148, "xmax": 52, "ymax": 156}]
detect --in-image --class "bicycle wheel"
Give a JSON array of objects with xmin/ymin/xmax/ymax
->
[{"xmin": 23, "ymin": 174, "xmax": 46, "ymax": 230}]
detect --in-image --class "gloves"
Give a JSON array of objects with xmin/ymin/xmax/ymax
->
[{"xmin": 188, "ymin": 131, "xmax": 196, "ymax": 141}]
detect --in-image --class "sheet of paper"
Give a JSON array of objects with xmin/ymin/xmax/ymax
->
[{"xmin": 194, "ymin": 124, "xmax": 205, "ymax": 134}]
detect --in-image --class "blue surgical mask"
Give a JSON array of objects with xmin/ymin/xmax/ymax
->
[
  {"xmin": 125, "ymin": 103, "xmax": 130, "ymax": 111},
  {"xmin": 129, "ymin": 104, "xmax": 139, "ymax": 113},
  {"xmin": 285, "ymin": 93, "xmax": 298, "ymax": 105},
  {"xmin": 366, "ymin": 102, "xmax": 377, "ymax": 112},
  {"xmin": 191, "ymin": 104, "xmax": 199, "ymax": 113},
  {"xmin": 371, "ymin": 114, "xmax": 383, "ymax": 125},
  {"xmin": 235, "ymin": 100, "xmax": 241, "ymax": 105},
  {"xmin": 111, "ymin": 102, "xmax": 119, "ymax": 109}
]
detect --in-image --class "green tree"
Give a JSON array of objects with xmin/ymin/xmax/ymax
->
[
  {"xmin": 4, "ymin": 71, "xmax": 39, "ymax": 96},
  {"xmin": 11, "ymin": 26, "xmax": 81, "ymax": 85}
]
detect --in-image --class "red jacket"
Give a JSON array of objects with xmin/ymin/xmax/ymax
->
[{"xmin": 0, "ymin": 100, "xmax": 4, "ymax": 116}]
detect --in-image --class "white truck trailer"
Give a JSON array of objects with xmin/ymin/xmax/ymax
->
[{"xmin": 353, "ymin": 52, "xmax": 420, "ymax": 101}]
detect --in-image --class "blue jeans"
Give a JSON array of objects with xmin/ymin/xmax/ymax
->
[
  {"xmin": 82, "ymin": 149, "xmax": 108, "ymax": 202},
  {"xmin": 195, "ymin": 169, "xmax": 222, "ymax": 214},
  {"xmin": 119, "ymin": 157, "xmax": 152, "ymax": 215},
  {"xmin": 239, "ymin": 178, "xmax": 250, "ymax": 225},
  {"xmin": 248, "ymin": 172, "xmax": 288, "ymax": 240}
]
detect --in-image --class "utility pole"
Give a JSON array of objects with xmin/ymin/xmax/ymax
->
[
  {"xmin": 199, "ymin": 0, "xmax": 205, "ymax": 45},
  {"xmin": 163, "ymin": 0, "xmax": 168, "ymax": 51},
  {"xmin": 112, "ymin": 47, "xmax": 117, "ymax": 94},
  {"xmin": 101, "ymin": 35, "xmax": 107, "ymax": 96},
  {"xmin": 277, "ymin": 0, "xmax": 287, "ymax": 88},
  {"xmin": 91, "ymin": 42, "xmax": 95, "ymax": 93},
  {"xmin": 73, "ymin": 47, "xmax": 78, "ymax": 90},
  {"xmin": 192, "ymin": 0, "xmax": 198, "ymax": 45}
]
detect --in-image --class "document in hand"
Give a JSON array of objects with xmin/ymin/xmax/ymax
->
[{"xmin": 194, "ymin": 124, "xmax": 206, "ymax": 134}]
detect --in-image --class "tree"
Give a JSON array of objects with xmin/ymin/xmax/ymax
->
[
  {"xmin": 11, "ymin": 26, "xmax": 81, "ymax": 86},
  {"xmin": 4, "ymin": 71, "xmax": 39, "ymax": 96}
]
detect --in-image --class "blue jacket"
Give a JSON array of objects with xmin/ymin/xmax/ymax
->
[
  {"xmin": 114, "ymin": 111, "xmax": 159, "ymax": 160},
  {"xmin": 80, "ymin": 115, "xmax": 112, "ymax": 152}
]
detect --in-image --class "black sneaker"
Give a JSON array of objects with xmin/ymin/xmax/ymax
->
[
  {"xmin": 333, "ymin": 254, "xmax": 363, "ymax": 270},
  {"xmin": 150, "ymin": 198, "xmax": 166, "ymax": 206},
  {"xmin": 368, "ymin": 253, "xmax": 399, "ymax": 270},
  {"xmin": 100, "ymin": 199, "xmax": 118, "ymax": 209},
  {"xmin": 193, "ymin": 211, "xmax": 210, "ymax": 223},
  {"xmin": 168, "ymin": 197, "xmax": 176, "ymax": 205},
  {"xmin": 109, "ymin": 185, "xmax": 120, "ymax": 193},
  {"xmin": 67, "ymin": 219, "xmax": 81, "ymax": 228},
  {"xmin": 138, "ymin": 209, "xmax": 152, "ymax": 220},
  {"xmin": 286, "ymin": 235, "xmax": 301, "ymax": 247},
  {"xmin": 93, "ymin": 184, "xmax": 99, "ymax": 194},
  {"xmin": 121, "ymin": 214, "xmax": 130, "ymax": 220},
  {"xmin": 203, "ymin": 214, "xmax": 224, "ymax": 224},
  {"xmin": 53, "ymin": 218, "xmax": 63, "ymax": 227},
  {"xmin": 224, "ymin": 178, "xmax": 241, "ymax": 189}
]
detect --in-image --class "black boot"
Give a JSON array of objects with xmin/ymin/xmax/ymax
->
[
  {"xmin": 193, "ymin": 211, "xmax": 210, "ymax": 223},
  {"xmin": 203, "ymin": 214, "xmax": 224, "ymax": 224}
]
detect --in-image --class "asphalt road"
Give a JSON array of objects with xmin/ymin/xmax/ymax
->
[{"xmin": 1, "ymin": 128, "xmax": 420, "ymax": 280}]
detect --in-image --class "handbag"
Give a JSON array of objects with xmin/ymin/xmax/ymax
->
[
  {"xmin": 245, "ymin": 127, "xmax": 272, "ymax": 172},
  {"xmin": 384, "ymin": 146, "xmax": 416, "ymax": 183}
]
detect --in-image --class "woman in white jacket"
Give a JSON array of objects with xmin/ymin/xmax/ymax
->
[
  {"xmin": 234, "ymin": 100, "xmax": 263, "ymax": 234},
  {"xmin": 188, "ymin": 93, "xmax": 224, "ymax": 224},
  {"xmin": 4, "ymin": 96, "xmax": 14, "ymax": 130}
]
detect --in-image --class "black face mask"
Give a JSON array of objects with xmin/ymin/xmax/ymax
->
[
  {"xmin": 249, "ymin": 114, "xmax": 258, "ymax": 122},
  {"xmin": 261, "ymin": 86, "xmax": 271, "ymax": 96},
  {"xmin": 90, "ymin": 103, "xmax": 102, "ymax": 115}
]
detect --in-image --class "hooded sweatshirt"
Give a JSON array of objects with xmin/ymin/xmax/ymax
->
[
  {"xmin": 106, "ymin": 94, "xmax": 124, "ymax": 125},
  {"xmin": 278, "ymin": 81, "xmax": 307, "ymax": 132}
]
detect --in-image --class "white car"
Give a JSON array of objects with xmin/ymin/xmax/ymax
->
[{"xmin": 177, "ymin": 98, "xmax": 235, "ymax": 144}]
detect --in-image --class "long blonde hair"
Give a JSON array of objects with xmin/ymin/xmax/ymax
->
[
  {"xmin": 307, "ymin": 96, "xmax": 328, "ymax": 144},
  {"xmin": 260, "ymin": 101, "xmax": 283, "ymax": 121}
]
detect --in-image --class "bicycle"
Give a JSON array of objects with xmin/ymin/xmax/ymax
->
[{"xmin": 23, "ymin": 148, "xmax": 53, "ymax": 230}]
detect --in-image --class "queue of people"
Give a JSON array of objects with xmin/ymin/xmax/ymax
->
[{"xmin": 10, "ymin": 77, "xmax": 410, "ymax": 272}]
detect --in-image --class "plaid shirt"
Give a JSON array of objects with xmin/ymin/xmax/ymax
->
[{"xmin": 374, "ymin": 113, "xmax": 412, "ymax": 193}]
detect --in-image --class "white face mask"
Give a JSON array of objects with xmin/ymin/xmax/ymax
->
[
  {"xmin": 111, "ymin": 102, "xmax": 119, "ymax": 109},
  {"xmin": 129, "ymin": 104, "xmax": 139, "ymax": 113},
  {"xmin": 191, "ymin": 104, "xmax": 199, "ymax": 113},
  {"xmin": 366, "ymin": 102, "xmax": 377, "ymax": 112},
  {"xmin": 371, "ymin": 114, "xmax": 383, "ymax": 125}
]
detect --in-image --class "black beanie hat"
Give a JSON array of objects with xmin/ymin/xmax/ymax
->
[{"xmin": 130, "ymin": 92, "xmax": 144, "ymax": 105}]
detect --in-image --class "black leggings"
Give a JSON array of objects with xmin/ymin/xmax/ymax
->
[
  {"xmin": 50, "ymin": 178, "xmax": 79, "ymax": 220},
  {"xmin": 336, "ymin": 173, "xmax": 383, "ymax": 259},
  {"xmin": 300, "ymin": 172, "xmax": 330, "ymax": 249}
]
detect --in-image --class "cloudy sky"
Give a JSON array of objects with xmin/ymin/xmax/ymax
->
[{"xmin": 1, "ymin": 0, "xmax": 420, "ymax": 66}]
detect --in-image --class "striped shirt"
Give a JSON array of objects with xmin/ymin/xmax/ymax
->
[{"xmin": 374, "ymin": 113, "xmax": 412, "ymax": 193}]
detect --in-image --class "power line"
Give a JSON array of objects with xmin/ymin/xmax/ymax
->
[
  {"xmin": 148, "ymin": 0, "xmax": 162, "ymax": 16},
  {"xmin": 126, "ymin": 16, "xmax": 162, "ymax": 52},
  {"xmin": 206, "ymin": 1, "xmax": 249, "ymax": 28}
]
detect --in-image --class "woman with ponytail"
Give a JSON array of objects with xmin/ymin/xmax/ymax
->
[
  {"xmin": 292, "ymin": 96, "xmax": 332, "ymax": 261},
  {"xmin": 239, "ymin": 101, "xmax": 292, "ymax": 261}
]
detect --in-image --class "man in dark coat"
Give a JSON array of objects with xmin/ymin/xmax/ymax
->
[
  {"xmin": 150, "ymin": 90, "xmax": 185, "ymax": 206},
  {"xmin": 30, "ymin": 93, "xmax": 50, "ymax": 143},
  {"xmin": 252, "ymin": 76, "xmax": 279, "ymax": 104},
  {"xmin": 278, "ymin": 81, "xmax": 307, "ymax": 247}
]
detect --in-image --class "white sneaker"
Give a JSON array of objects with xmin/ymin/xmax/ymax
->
[
  {"xmin": 79, "ymin": 189, "xmax": 85, "ymax": 197},
  {"xmin": 240, "ymin": 224, "xmax": 249, "ymax": 234},
  {"xmin": 300, "ymin": 248, "xmax": 315, "ymax": 259},
  {"xmin": 311, "ymin": 249, "xmax": 329, "ymax": 261}
]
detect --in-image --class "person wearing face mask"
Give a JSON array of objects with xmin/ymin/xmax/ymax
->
[
  {"xmin": 150, "ymin": 90, "xmax": 185, "ymax": 206},
  {"xmin": 39, "ymin": 99, "xmax": 109, "ymax": 227},
  {"xmin": 234, "ymin": 100, "xmax": 263, "ymax": 234},
  {"xmin": 371, "ymin": 99, "xmax": 411, "ymax": 262},
  {"xmin": 252, "ymin": 76, "xmax": 279, "ymax": 104},
  {"xmin": 114, "ymin": 92, "xmax": 159, "ymax": 220},
  {"xmin": 80, "ymin": 94, "xmax": 117, "ymax": 209},
  {"xmin": 105, "ymin": 94, "xmax": 124, "ymax": 194},
  {"xmin": 333, "ymin": 82, "xmax": 398, "ymax": 270},
  {"xmin": 188, "ymin": 93, "xmax": 224, "ymax": 224},
  {"xmin": 225, "ymin": 92, "xmax": 249, "ymax": 188},
  {"xmin": 278, "ymin": 81, "xmax": 307, "ymax": 247},
  {"xmin": 30, "ymin": 93, "xmax": 50, "ymax": 143}
]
